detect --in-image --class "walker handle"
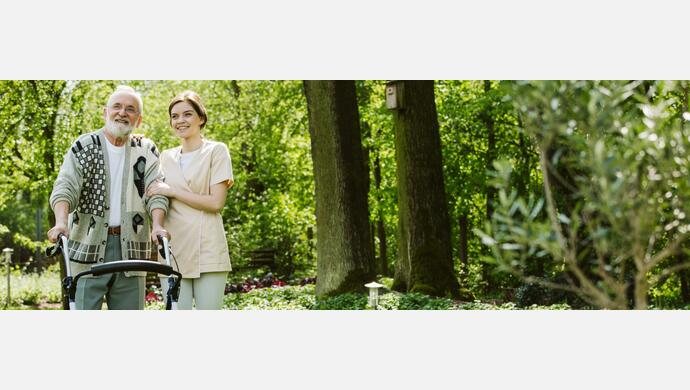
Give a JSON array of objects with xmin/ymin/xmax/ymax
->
[
  {"xmin": 69, "ymin": 260, "xmax": 182, "ymax": 303},
  {"xmin": 157, "ymin": 235, "xmax": 172, "ymax": 267}
]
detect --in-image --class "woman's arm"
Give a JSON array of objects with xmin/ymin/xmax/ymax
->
[{"xmin": 146, "ymin": 181, "xmax": 229, "ymax": 213}]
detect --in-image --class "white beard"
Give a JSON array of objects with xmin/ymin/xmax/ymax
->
[{"xmin": 105, "ymin": 118, "xmax": 134, "ymax": 138}]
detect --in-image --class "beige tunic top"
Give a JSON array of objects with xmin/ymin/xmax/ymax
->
[{"xmin": 159, "ymin": 140, "xmax": 233, "ymax": 278}]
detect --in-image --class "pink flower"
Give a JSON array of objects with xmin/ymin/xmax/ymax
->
[{"xmin": 145, "ymin": 291, "xmax": 160, "ymax": 302}]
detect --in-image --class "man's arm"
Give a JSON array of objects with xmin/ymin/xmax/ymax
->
[
  {"xmin": 47, "ymin": 201, "xmax": 70, "ymax": 243},
  {"xmin": 150, "ymin": 208, "xmax": 169, "ymax": 242},
  {"xmin": 48, "ymin": 145, "xmax": 83, "ymax": 243},
  {"xmin": 143, "ymin": 141, "xmax": 169, "ymax": 215}
]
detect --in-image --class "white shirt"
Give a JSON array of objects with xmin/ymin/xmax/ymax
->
[
  {"xmin": 179, "ymin": 148, "xmax": 201, "ymax": 179},
  {"xmin": 105, "ymin": 138, "xmax": 125, "ymax": 227}
]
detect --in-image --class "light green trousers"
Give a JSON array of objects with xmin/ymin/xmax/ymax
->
[
  {"xmin": 160, "ymin": 272, "xmax": 228, "ymax": 310},
  {"xmin": 75, "ymin": 234, "xmax": 145, "ymax": 310}
]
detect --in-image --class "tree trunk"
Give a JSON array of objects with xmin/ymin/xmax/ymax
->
[
  {"xmin": 390, "ymin": 81, "xmax": 459, "ymax": 297},
  {"xmin": 372, "ymin": 134, "xmax": 388, "ymax": 276},
  {"xmin": 376, "ymin": 217, "xmax": 388, "ymax": 276},
  {"xmin": 458, "ymin": 213, "xmax": 469, "ymax": 270},
  {"xmin": 514, "ymin": 114, "xmax": 531, "ymax": 198},
  {"xmin": 303, "ymin": 81, "xmax": 376, "ymax": 297},
  {"xmin": 370, "ymin": 222, "xmax": 377, "ymax": 273}
]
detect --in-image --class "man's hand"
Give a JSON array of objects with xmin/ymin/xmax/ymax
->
[
  {"xmin": 49, "ymin": 201, "xmax": 70, "ymax": 243},
  {"xmin": 150, "ymin": 225, "xmax": 170, "ymax": 243},
  {"xmin": 48, "ymin": 224, "xmax": 69, "ymax": 243},
  {"xmin": 150, "ymin": 208, "xmax": 168, "ymax": 243}
]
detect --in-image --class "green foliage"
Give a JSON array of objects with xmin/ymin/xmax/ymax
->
[
  {"xmin": 478, "ymin": 81, "xmax": 690, "ymax": 309},
  {"xmin": 435, "ymin": 81, "xmax": 540, "ymax": 297},
  {"xmin": 357, "ymin": 81, "xmax": 399, "ymax": 268},
  {"xmin": 456, "ymin": 301, "xmax": 571, "ymax": 310},
  {"xmin": 377, "ymin": 292, "xmax": 454, "ymax": 310},
  {"xmin": 378, "ymin": 276, "xmax": 394, "ymax": 289},
  {"xmin": 0, "ymin": 269, "xmax": 574, "ymax": 310},
  {"xmin": 144, "ymin": 300, "xmax": 165, "ymax": 310},
  {"xmin": 223, "ymin": 284, "xmax": 317, "ymax": 310},
  {"xmin": 0, "ymin": 263, "xmax": 62, "ymax": 308},
  {"xmin": 648, "ymin": 274, "xmax": 685, "ymax": 309},
  {"xmin": 313, "ymin": 292, "xmax": 368, "ymax": 310},
  {"xmin": 7, "ymin": 80, "xmax": 690, "ymax": 308},
  {"xmin": 222, "ymin": 286, "xmax": 452, "ymax": 310},
  {"xmin": 1, "ymin": 80, "xmax": 317, "ymax": 278},
  {"xmin": 221, "ymin": 285, "xmax": 457, "ymax": 310},
  {"xmin": 12, "ymin": 232, "xmax": 48, "ymax": 254}
]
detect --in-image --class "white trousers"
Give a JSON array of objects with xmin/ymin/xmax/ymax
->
[{"xmin": 161, "ymin": 271, "xmax": 228, "ymax": 310}]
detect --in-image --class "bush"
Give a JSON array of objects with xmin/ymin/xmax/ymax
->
[
  {"xmin": 515, "ymin": 283, "xmax": 553, "ymax": 307},
  {"xmin": 478, "ymin": 81, "xmax": 690, "ymax": 309},
  {"xmin": 223, "ymin": 284, "xmax": 316, "ymax": 310},
  {"xmin": 376, "ymin": 292, "xmax": 453, "ymax": 310},
  {"xmin": 313, "ymin": 293, "xmax": 368, "ymax": 310},
  {"xmin": 456, "ymin": 300, "xmax": 571, "ymax": 310},
  {"xmin": 398, "ymin": 293, "xmax": 454, "ymax": 310},
  {"xmin": 0, "ymin": 264, "xmax": 62, "ymax": 308}
]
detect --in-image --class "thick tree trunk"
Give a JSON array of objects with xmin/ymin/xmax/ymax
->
[
  {"xmin": 303, "ymin": 81, "xmax": 376, "ymax": 297},
  {"xmin": 390, "ymin": 81, "xmax": 460, "ymax": 297}
]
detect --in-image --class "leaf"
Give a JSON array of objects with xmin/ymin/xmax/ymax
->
[
  {"xmin": 473, "ymin": 228, "xmax": 497, "ymax": 246},
  {"xmin": 500, "ymin": 243, "xmax": 523, "ymax": 250},
  {"xmin": 528, "ymin": 198, "xmax": 544, "ymax": 220},
  {"xmin": 594, "ymin": 140, "xmax": 605, "ymax": 161},
  {"xmin": 557, "ymin": 213, "xmax": 571, "ymax": 224}
]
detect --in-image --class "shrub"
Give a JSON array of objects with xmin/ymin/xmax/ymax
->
[
  {"xmin": 313, "ymin": 293, "xmax": 368, "ymax": 310},
  {"xmin": 397, "ymin": 292, "xmax": 454, "ymax": 310},
  {"xmin": 223, "ymin": 284, "xmax": 316, "ymax": 310},
  {"xmin": 0, "ymin": 264, "xmax": 61, "ymax": 308}
]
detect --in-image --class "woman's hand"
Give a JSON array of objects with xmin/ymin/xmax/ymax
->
[{"xmin": 147, "ymin": 180, "xmax": 175, "ymax": 198}]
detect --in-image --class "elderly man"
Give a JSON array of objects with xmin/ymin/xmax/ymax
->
[{"xmin": 47, "ymin": 85, "xmax": 169, "ymax": 310}]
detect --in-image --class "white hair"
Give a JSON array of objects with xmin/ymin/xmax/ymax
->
[{"xmin": 107, "ymin": 85, "xmax": 144, "ymax": 115}]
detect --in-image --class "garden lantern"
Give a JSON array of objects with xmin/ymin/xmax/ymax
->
[
  {"xmin": 365, "ymin": 281, "xmax": 384, "ymax": 308},
  {"xmin": 3, "ymin": 248, "xmax": 12, "ymax": 309}
]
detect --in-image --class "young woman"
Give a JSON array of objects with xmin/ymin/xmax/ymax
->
[{"xmin": 146, "ymin": 91, "xmax": 233, "ymax": 309}]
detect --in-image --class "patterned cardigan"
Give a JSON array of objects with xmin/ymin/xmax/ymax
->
[{"xmin": 50, "ymin": 128, "xmax": 168, "ymax": 264}]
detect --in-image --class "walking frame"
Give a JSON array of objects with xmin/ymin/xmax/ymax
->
[{"xmin": 47, "ymin": 234, "xmax": 181, "ymax": 310}]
